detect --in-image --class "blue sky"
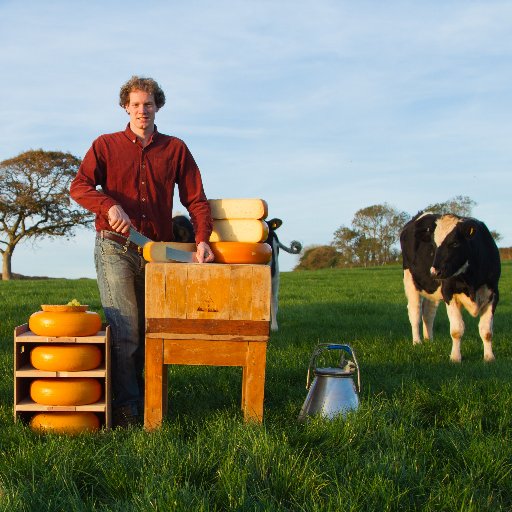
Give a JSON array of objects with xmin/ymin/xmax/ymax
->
[{"xmin": 1, "ymin": 0, "xmax": 511, "ymax": 277}]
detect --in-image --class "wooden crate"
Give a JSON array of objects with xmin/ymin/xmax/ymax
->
[
  {"xmin": 14, "ymin": 324, "xmax": 111, "ymax": 429},
  {"xmin": 144, "ymin": 263, "xmax": 271, "ymax": 428},
  {"xmin": 145, "ymin": 262, "xmax": 270, "ymax": 334}
]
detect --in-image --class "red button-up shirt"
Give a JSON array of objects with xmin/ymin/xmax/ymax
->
[{"xmin": 70, "ymin": 124, "xmax": 212, "ymax": 244}]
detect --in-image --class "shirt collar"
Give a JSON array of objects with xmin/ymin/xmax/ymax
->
[{"xmin": 123, "ymin": 123, "xmax": 159, "ymax": 145}]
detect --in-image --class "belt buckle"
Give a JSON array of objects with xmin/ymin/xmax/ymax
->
[{"xmin": 122, "ymin": 236, "xmax": 130, "ymax": 254}]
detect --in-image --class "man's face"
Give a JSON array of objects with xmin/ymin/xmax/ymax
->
[{"xmin": 125, "ymin": 90, "xmax": 158, "ymax": 132}]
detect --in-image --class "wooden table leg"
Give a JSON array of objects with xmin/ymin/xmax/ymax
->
[
  {"xmin": 241, "ymin": 341, "xmax": 267, "ymax": 422},
  {"xmin": 144, "ymin": 337, "xmax": 165, "ymax": 430}
]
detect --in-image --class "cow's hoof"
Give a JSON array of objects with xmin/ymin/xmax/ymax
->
[
  {"xmin": 484, "ymin": 354, "xmax": 496, "ymax": 363},
  {"xmin": 270, "ymin": 325, "xmax": 278, "ymax": 332},
  {"xmin": 449, "ymin": 356, "xmax": 462, "ymax": 363},
  {"xmin": 412, "ymin": 340, "xmax": 422, "ymax": 345}
]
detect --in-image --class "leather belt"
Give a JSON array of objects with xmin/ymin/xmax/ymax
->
[{"xmin": 100, "ymin": 230, "xmax": 143, "ymax": 254}]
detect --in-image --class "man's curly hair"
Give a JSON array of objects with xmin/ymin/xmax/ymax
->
[{"xmin": 119, "ymin": 76, "xmax": 166, "ymax": 109}]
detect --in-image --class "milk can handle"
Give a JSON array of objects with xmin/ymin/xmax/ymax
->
[{"xmin": 306, "ymin": 343, "xmax": 361, "ymax": 393}]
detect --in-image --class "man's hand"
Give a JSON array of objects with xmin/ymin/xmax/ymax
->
[
  {"xmin": 107, "ymin": 205, "xmax": 131, "ymax": 234},
  {"xmin": 196, "ymin": 241, "xmax": 215, "ymax": 263}
]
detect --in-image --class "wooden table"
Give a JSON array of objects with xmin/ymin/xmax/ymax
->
[{"xmin": 144, "ymin": 263, "xmax": 270, "ymax": 430}]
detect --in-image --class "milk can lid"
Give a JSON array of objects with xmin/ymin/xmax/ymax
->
[{"xmin": 314, "ymin": 367, "xmax": 354, "ymax": 377}]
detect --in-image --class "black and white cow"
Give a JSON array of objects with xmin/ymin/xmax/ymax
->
[
  {"xmin": 400, "ymin": 211, "xmax": 500, "ymax": 362},
  {"xmin": 172, "ymin": 214, "xmax": 196, "ymax": 243},
  {"xmin": 265, "ymin": 218, "xmax": 302, "ymax": 331}
]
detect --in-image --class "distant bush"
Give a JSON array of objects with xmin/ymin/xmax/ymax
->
[
  {"xmin": 499, "ymin": 247, "xmax": 512, "ymax": 260},
  {"xmin": 295, "ymin": 245, "xmax": 339, "ymax": 270}
]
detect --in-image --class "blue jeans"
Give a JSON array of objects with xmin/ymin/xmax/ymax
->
[{"xmin": 94, "ymin": 235, "xmax": 146, "ymax": 415}]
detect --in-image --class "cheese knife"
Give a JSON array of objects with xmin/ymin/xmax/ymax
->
[{"xmin": 128, "ymin": 227, "xmax": 196, "ymax": 263}]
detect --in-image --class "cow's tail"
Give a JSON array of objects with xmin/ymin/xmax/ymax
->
[{"xmin": 278, "ymin": 240, "xmax": 302, "ymax": 254}]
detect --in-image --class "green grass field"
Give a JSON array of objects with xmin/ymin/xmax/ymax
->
[{"xmin": 0, "ymin": 263, "xmax": 511, "ymax": 511}]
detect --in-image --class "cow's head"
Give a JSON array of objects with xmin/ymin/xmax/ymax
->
[
  {"xmin": 267, "ymin": 218, "xmax": 282, "ymax": 232},
  {"xmin": 403, "ymin": 212, "xmax": 438, "ymax": 267},
  {"xmin": 172, "ymin": 215, "xmax": 195, "ymax": 243},
  {"xmin": 430, "ymin": 215, "xmax": 478, "ymax": 279}
]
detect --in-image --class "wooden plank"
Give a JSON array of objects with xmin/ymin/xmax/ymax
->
[
  {"xmin": 146, "ymin": 332, "xmax": 268, "ymax": 341},
  {"xmin": 145, "ymin": 263, "xmax": 169, "ymax": 318},
  {"xmin": 144, "ymin": 338, "xmax": 165, "ymax": 430},
  {"xmin": 104, "ymin": 326, "xmax": 112, "ymax": 429},
  {"xmin": 242, "ymin": 341, "xmax": 267, "ymax": 422},
  {"xmin": 163, "ymin": 340, "xmax": 248, "ymax": 366},
  {"xmin": 250, "ymin": 265, "xmax": 271, "ymax": 321},
  {"xmin": 15, "ymin": 364, "xmax": 107, "ymax": 378},
  {"xmin": 228, "ymin": 265, "xmax": 255, "ymax": 320},
  {"xmin": 15, "ymin": 397, "xmax": 107, "ymax": 412},
  {"xmin": 146, "ymin": 318, "xmax": 269, "ymax": 336},
  {"xmin": 14, "ymin": 324, "xmax": 29, "ymax": 336},
  {"xmin": 14, "ymin": 331, "xmax": 108, "ymax": 343}
]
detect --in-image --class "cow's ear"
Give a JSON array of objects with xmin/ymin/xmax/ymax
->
[
  {"xmin": 268, "ymin": 218, "xmax": 282, "ymax": 230},
  {"xmin": 461, "ymin": 220, "xmax": 478, "ymax": 239}
]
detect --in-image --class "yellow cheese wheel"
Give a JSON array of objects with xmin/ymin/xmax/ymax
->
[
  {"xmin": 30, "ymin": 344, "xmax": 102, "ymax": 372},
  {"xmin": 29, "ymin": 310, "xmax": 102, "ymax": 337},
  {"xmin": 30, "ymin": 412, "xmax": 100, "ymax": 435},
  {"xmin": 143, "ymin": 241, "xmax": 196, "ymax": 263},
  {"xmin": 208, "ymin": 198, "xmax": 268, "ymax": 220},
  {"xmin": 209, "ymin": 242, "xmax": 272, "ymax": 264},
  {"xmin": 30, "ymin": 378, "xmax": 102, "ymax": 406},
  {"xmin": 210, "ymin": 219, "xmax": 269, "ymax": 243}
]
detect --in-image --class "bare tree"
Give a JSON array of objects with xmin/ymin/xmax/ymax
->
[{"xmin": 0, "ymin": 150, "xmax": 94, "ymax": 280}]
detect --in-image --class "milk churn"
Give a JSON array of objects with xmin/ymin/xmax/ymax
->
[{"xmin": 298, "ymin": 343, "xmax": 361, "ymax": 421}]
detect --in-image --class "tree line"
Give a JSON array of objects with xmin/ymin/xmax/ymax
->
[
  {"xmin": 296, "ymin": 197, "xmax": 503, "ymax": 271},
  {"xmin": 0, "ymin": 149, "xmax": 504, "ymax": 279}
]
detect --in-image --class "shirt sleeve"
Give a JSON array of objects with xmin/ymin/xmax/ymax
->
[
  {"xmin": 176, "ymin": 142, "xmax": 213, "ymax": 244},
  {"xmin": 69, "ymin": 137, "xmax": 118, "ymax": 218}
]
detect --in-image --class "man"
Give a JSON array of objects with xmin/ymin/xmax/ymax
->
[{"xmin": 70, "ymin": 76, "xmax": 214, "ymax": 427}]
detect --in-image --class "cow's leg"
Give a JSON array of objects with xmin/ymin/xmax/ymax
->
[
  {"xmin": 404, "ymin": 270, "xmax": 422, "ymax": 344},
  {"xmin": 270, "ymin": 239, "xmax": 280, "ymax": 332},
  {"xmin": 270, "ymin": 276, "xmax": 279, "ymax": 331},
  {"xmin": 421, "ymin": 298, "xmax": 438, "ymax": 341},
  {"xmin": 478, "ymin": 304, "xmax": 495, "ymax": 362},
  {"xmin": 446, "ymin": 300, "xmax": 464, "ymax": 362}
]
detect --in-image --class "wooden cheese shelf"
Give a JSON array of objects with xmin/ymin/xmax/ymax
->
[
  {"xmin": 15, "ymin": 364, "xmax": 107, "ymax": 378},
  {"xmin": 14, "ymin": 323, "xmax": 111, "ymax": 430}
]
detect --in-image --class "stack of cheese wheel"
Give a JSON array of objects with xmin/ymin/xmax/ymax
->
[
  {"xmin": 208, "ymin": 198, "xmax": 272, "ymax": 264},
  {"xmin": 28, "ymin": 343, "xmax": 103, "ymax": 434}
]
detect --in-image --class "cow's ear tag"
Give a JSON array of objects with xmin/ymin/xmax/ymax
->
[{"xmin": 470, "ymin": 227, "xmax": 475, "ymax": 236}]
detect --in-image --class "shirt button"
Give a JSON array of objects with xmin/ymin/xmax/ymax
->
[
  {"xmin": 141, "ymin": 181, "xmax": 145, "ymax": 185},
  {"xmin": 142, "ymin": 215, "xmax": 146, "ymax": 218},
  {"xmin": 142, "ymin": 198, "xmax": 146, "ymax": 202}
]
